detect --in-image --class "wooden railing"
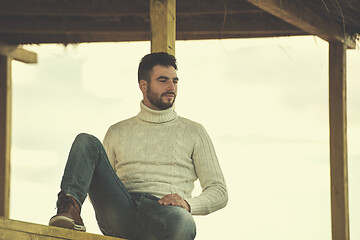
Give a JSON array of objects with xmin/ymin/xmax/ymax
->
[{"xmin": 0, "ymin": 217, "xmax": 126, "ymax": 240}]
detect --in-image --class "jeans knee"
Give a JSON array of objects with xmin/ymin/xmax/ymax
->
[
  {"xmin": 165, "ymin": 209, "xmax": 196, "ymax": 239},
  {"xmin": 75, "ymin": 133, "xmax": 100, "ymax": 146},
  {"xmin": 76, "ymin": 132, "xmax": 96, "ymax": 141}
]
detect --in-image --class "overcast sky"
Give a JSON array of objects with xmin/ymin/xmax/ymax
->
[{"xmin": 9, "ymin": 36, "xmax": 360, "ymax": 240}]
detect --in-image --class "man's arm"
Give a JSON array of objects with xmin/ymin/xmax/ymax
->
[{"xmin": 184, "ymin": 124, "xmax": 228, "ymax": 215}]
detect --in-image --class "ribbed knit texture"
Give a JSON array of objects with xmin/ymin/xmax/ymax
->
[{"xmin": 103, "ymin": 101, "xmax": 228, "ymax": 215}]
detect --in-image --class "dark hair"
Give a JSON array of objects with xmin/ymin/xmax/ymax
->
[{"xmin": 138, "ymin": 52, "xmax": 177, "ymax": 83}]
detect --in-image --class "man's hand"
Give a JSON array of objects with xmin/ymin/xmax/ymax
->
[{"xmin": 158, "ymin": 193, "xmax": 190, "ymax": 212}]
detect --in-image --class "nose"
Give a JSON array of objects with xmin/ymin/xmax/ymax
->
[{"xmin": 167, "ymin": 81, "xmax": 175, "ymax": 92}]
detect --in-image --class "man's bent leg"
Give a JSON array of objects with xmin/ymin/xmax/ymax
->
[
  {"xmin": 59, "ymin": 133, "xmax": 108, "ymax": 203},
  {"xmin": 50, "ymin": 133, "xmax": 102, "ymax": 231},
  {"xmin": 88, "ymin": 141, "xmax": 138, "ymax": 239},
  {"xmin": 51, "ymin": 133, "xmax": 137, "ymax": 239}
]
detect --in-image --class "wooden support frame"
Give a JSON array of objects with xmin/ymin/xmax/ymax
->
[
  {"xmin": 150, "ymin": 0, "xmax": 176, "ymax": 55},
  {"xmin": 0, "ymin": 56, "xmax": 12, "ymax": 218},
  {"xmin": 245, "ymin": 0, "xmax": 356, "ymax": 49},
  {"xmin": 0, "ymin": 44, "xmax": 36, "ymax": 218},
  {"xmin": 0, "ymin": 44, "xmax": 37, "ymax": 64},
  {"xmin": 329, "ymin": 42, "xmax": 350, "ymax": 240}
]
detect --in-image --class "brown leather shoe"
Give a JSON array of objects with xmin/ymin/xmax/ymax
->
[{"xmin": 49, "ymin": 195, "xmax": 86, "ymax": 232}]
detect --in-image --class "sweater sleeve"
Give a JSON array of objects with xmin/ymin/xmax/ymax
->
[
  {"xmin": 184, "ymin": 124, "xmax": 228, "ymax": 215},
  {"xmin": 102, "ymin": 125, "xmax": 117, "ymax": 170}
]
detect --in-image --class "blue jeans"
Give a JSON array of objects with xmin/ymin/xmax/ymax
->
[{"xmin": 59, "ymin": 133, "xmax": 196, "ymax": 240}]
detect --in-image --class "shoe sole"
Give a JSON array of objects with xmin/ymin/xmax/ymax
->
[{"xmin": 49, "ymin": 216, "xmax": 86, "ymax": 232}]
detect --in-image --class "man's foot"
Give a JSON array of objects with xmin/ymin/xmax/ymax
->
[{"xmin": 49, "ymin": 194, "xmax": 86, "ymax": 232}]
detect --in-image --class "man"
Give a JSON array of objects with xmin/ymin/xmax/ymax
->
[{"xmin": 49, "ymin": 52, "xmax": 228, "ymax": 240}]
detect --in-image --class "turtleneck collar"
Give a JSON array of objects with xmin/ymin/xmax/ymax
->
[{"xmin": 137, "ymin": 101, "xmax": 177, "ymax": 123}]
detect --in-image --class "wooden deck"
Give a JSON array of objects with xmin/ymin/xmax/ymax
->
[{"xmin": 0, "ymin": 217, "xmax": 126, "ymax": 240}]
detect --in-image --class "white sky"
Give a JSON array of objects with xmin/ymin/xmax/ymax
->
[{"xmin": 9, "ymin": 36, "xmax": 360, "ymax": 240}]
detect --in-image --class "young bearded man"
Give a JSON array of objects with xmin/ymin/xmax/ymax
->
[{"xmin": 49, "ymin": 52, "xmax": 228, "ymax": 240}]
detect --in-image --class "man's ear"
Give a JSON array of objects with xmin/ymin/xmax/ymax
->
[{"xmin": 139, "ymin": 80, "xmax": 147, "ymax": 92}]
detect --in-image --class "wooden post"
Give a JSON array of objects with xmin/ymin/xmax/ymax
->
[
  {"xmin": 0, "ymin": 55, "xmax": 11, "ymax": 218},
  {"xmin": 150, "ymin": 0, "xmax": 176, "ymax": 55},
  {"xmin": 329, "ymin": 42, "xmax": 350, "ymax": 240}
]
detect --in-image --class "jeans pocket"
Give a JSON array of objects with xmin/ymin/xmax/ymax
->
[{"xmin": 143, "ymin": 193, "xmax": 160, "ymax": 201}]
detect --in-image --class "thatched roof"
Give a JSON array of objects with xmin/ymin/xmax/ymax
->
[
  {"xmin": 0, "ymin": 0, "xmax": 359, "ymax": 45},
  {"xmin": 304, "ymin": 0, "xmax": 360, "ymax": 36}
]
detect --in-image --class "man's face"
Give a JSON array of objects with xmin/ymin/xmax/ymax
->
[{"xmin": 142, "ymin": 65, "xmax": 178, "ymax": 110}]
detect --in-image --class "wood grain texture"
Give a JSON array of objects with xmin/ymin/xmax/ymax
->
[
  {"xmin": 0, "ymin": 217, "xmax": 126, "ymax": 240},
  {"xmin": 0, "ymin": 0, "xmax": 259, "ymax": 16},
  {"xmin": 329, "ymin": 42, "xmax": 350, "ymax": 240},
  {"xmin": 0, "ymin": 56, "xmax": 11, "ymax": 218},
  {"xmin": 245, "ymin": 0, "xmax": 356, "ymax": 49},
  {"xmin": 0, "ymin": 44, "xmax": 37, "ymax": 63},
  {"xmin": 150, "ymin": 0, "xmax": 176, "ymax": 55}
]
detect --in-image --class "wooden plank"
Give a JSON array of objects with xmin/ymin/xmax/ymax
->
[
  {"xmin": 245, "ymin": 0, "xmax": 356, "ymax": 49},
  {"xmin": 177, "ymin": 0, "xmax": 262, "ymax": 15},
  {"xmin": 0, "ymin": 0, "xmax": 260, "ymax": 16},
  {"xmin": 0, "ymin": 0, "xmax": 148, "ymax": 17},
  {"xmin": 178, "ymin": 13, "xmax": 303, "ymax": 34},
  {"xmin": 0, "ymin": 12, "xmax": 302, "ymax": 35},
  {"xmin": 0, "ymin": 10, "xmax": 308, "ymax": 44},
  {"xmin": 0, "ymin": 56, "xmax": 11, "ymax": 218},
  {"xmin": 0, "ymin": 32, "xmax": 151, "ymax": 44},
  {"xmin": 150, "ymin": 0, "xmax": 176, "ymax": 55},
  {"xmin": 0, "ymin": 44, "xmax": 37, "ymax": 64},
  {"xmin": 7, "ymin": 48, "xmax": 37, "ymax": 64},
  {"xmin": 0, "ymin": 217, "xmax": 126, "ymax": 240},
  {"xmin": 0, "ymin": 16, "xmax": 148, "ymax": 34},
  {"xmin": 329, "ymin": 42, "xmax": 350, "ymax": 240},
  {"xmin": 0, "ymin": 31, "xmax": 307, "ymax": 45}
]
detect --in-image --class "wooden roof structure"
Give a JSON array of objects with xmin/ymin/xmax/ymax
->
[
  {"xmin": 0, "ymin": 0, "xmax": 359, "ymax": 45},
  {"xmin": 0, "ymin": 0, "xmax": 359, "ymax": 239}
]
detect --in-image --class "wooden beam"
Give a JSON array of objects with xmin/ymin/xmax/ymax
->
[
  {"xmin": 179, "ymin": 13, "xmax": 303, "ymax": 35},
  {"xmin": 245, "ymin": 0, "xmax": 356, "ymax": 49},
  {"xmin": 329, "ymin": 42, "xmax": 350, "ymax": 240},
  {"xmin": 0, "ymin": 44, "xmax": 37, "ymax": 64},
  {"xmin": 0, "ymin": 32, "xmax": 150, "ymax": 45},
  {"xmin": 0, "ymin": 13, "xmax": 300, "ymax": 34},
  {"xmin": 150, "ymin": 0, "xmax": 176, "ymax": 55},
  {"xmin": 0, "ymin": 0, "xmax": 260, "ymax": 16},
  {"xmin": 0, "ymin": 31, "xmax": 307, "ymax": 45},
  {"xmin": 0, "ymin": 56, "xmax": 11, "ymax": 218},
  {"xmin": 0, "ymin": 217, "xmax": 126, "ymax": 240},
  {"xmin": 0, "ymin": 0, "xmax": 148, "ymax": 17},
  {"xmin": 0, "ymin": 12, "xmax": 306, "ymax": 44},
  {"xmin": 0, "ymin": 16, "xmax": 148, "ymax": 34}
]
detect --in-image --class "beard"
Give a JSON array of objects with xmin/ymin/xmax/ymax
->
[{"xmin": 147, "ymin": 87, "xmax": 176, "ymax": 110}]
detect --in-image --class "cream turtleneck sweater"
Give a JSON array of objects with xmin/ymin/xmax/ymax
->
[{"xmin": 103, "ymin": 101, "xmax": 228, "ymax": 215}]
